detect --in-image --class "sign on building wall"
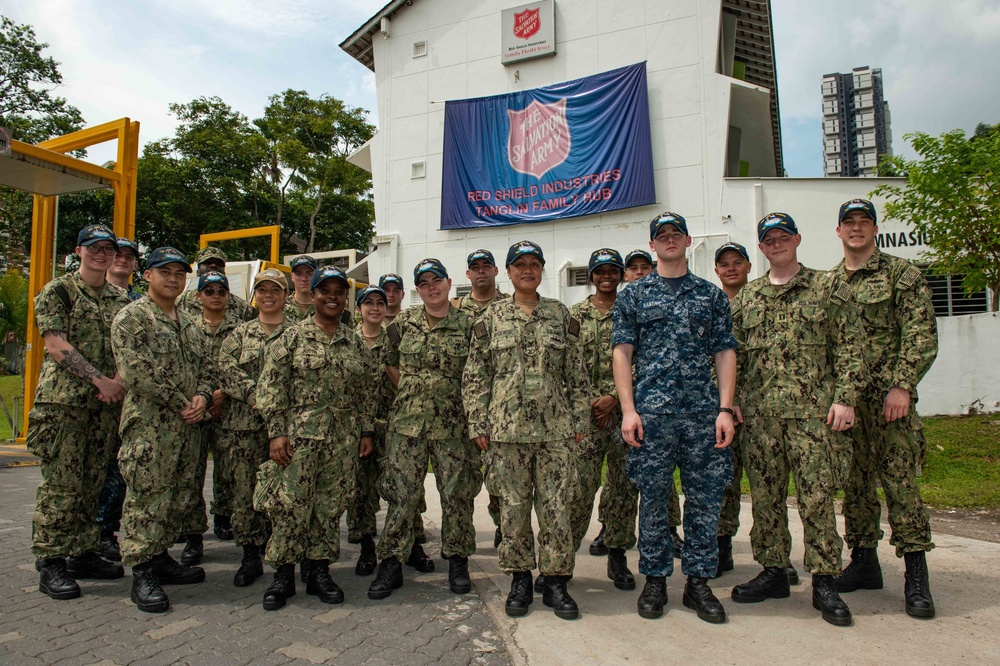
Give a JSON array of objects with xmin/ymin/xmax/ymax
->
[
  {"xmin": 501, "ymin": 1, "xmax": 556, "ymax": 65},
  {"xmin": 440, "ymin": 62, "xmax": 656, "ymax": 230}
]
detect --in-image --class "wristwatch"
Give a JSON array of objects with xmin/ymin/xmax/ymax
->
[{"xmin": 718, "ymin": 407, "xmax": 736, "ymax": 417}]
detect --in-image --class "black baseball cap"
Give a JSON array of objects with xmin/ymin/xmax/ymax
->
[
  {"xmin": 414, "ymin": 258, "xmax": 449, "ymax": 282},
  {"xmin": 355, "ymin": 285, "xmax": 387, "ymax": 307},
  {"xmin": 505, "ymin": 240, "xmax": 545, "ymax": 267},
  {"xmin": 624, "ymin": 249, "xmax": 653, "ymax": 267},
  {"xmin": 290, "ymin": 255, "xmax": 318, "ymax": 271},
  {"xmin": 311, "ymin": 266, "xmax": 349, "ymax": 290},
  {"xmin": 714, "ymin": 242, "xmax": 750, "ymax": 264},
  {"xmin": 379, "ymin": 274, "xmax": 404, "ymax": 290},
  {"xmin": 756, "ymin": 212, "xmax": 799, "ymax": 242},
  {"xmin": 649, "ymin": 212, "xmax": 688, "ymax": 239},
  {"xmin": 838, "ymin": 199, "xmax": 878, "ymax": 224},
  {"xmin": 588, "ymin": 248, "xmax": 624, "ymax": 274},
  {"xmin": 467, "ymin": 249, "xmax": 496, "ymax": 267},
  {"xmin": 77, "ymin": 225, "xmax": 118, "ymax": 248},
  {"xmin": 145, "ymin": 247, "xmax": 192, "ymax": 272},
  {"xmin": 197, "ymin": 272, "xmax": 229, "ymax": 291}
]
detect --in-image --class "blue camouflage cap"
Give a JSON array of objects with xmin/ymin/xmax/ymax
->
[
  {"xmin": 649, "ymin": 212, "xmax": 689, "ymax": 239},
  {"xmin": 145, "ymin": 247, "xmax": 192, "ymax": 272},
  {"xmin": 467, "ymin": 249, "xmax": 496, "ymax": 267},
  {"xmin": 414, "ymin": 258, "xmax": 449, "ymax": 282},
  {"xmin": 197, "ymin": 271, "xmax": 229, "ymax": 291},
  {"xmin": 355, "ymin": 285, "xmax": 387, "ymax": 307},
  {"xmin": 756, "ymin": 212, "xmax": 799, "ymax": 241},
  {"xmin": 505, "ymin": 240, "xmax": 545, "ymax": 267},
  {"xmin": 290, "ymin": 255, "xmax": 318, "ymax": 271},
  {"xmin": 588, "ymin": 248, "xmax": 624, "ymax": 274},
  {"xmin": 838, "ymin": 198, "xmax": 878, "ymax": 224},
  {"xmin": 77, "ymin": 224, "xmax": 118, "ymax": 248},
  {"xmin": 714, "ymin": 242, "xmax": 750, "ymax": 263},
  {"xmin": 624, "ymin": 249, "xmax": 653, "ymax": 267},
  {"xmin": 311, "ymin": 266, "xmax": 349, "ymax": 290},
  {"xmin": 379, "ymin": 274, "xmax": 404, "ymax": 290}
]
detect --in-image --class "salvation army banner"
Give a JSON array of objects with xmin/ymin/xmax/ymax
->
[{"xmin": 440, "ymin": 62, "xmax": 655, "ymax": 230}]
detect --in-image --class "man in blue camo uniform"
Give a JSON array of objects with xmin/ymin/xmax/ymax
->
[{"xmin": 612, "ymin": 212, "xmax": 737, "ymax": 624}]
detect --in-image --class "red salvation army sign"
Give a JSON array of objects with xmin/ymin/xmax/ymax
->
[
  {"xmin": 501, "ymin": 0, "xmax": 555, "ymax": 64},
  {"xmin": 507, "ymin": 99, "xmax": 572, "ymax": 178}
]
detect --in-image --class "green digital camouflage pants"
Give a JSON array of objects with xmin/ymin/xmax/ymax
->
[
  {"xmin": 717, "ymin": 425, "xmax": 745, "ymax": 537},
  {"xmin": 257, "ymin": 437, "xmax": 357, "ymax": 567},
  {"xmin": 595, "ymin": 432, "xmax": 641, "ymax": 549},
  {"xmin": 843, "ymin": 398, "xmax": 933, "ymax": 557},
  {"xmin": 118, "ymin": 418, "xmax": 203, "ymax": 566},
  {"xmin": 221, "ymin": 427, "xmax": 270, "ymax": 547},
  {"xmin": 28, "ymin": 403, "xmax": 116, "ymax": 559},
  {"xmin": 378, "ymin": 432, "xmax": 479, "ymax": 561},
  {"xmin": 570, "ymin": 428, "xmax": 611, "ymax": 551},
  {"xmin": 743, "ymin": 416, "xmax": 849, "ymax": 576},
  {"xmin": 486, "ymin": 439, "xmax": 576, "ymax": 576},
  {"xmin": 178, "ymin": 421, "xmax": 235, "ymax": 537}
]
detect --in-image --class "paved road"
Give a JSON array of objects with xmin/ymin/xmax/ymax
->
[{"xmin": 0, "ymin": 465, "xmax": 509, "ymax": 666}]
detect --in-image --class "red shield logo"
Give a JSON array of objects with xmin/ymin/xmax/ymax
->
[
  {"xmin": 513, "ymin": 8, "xmax": 541, "ymax": 40},
  {"xmin": 507, "ymin": 98, "xmax": 571, "ymax": 179}
]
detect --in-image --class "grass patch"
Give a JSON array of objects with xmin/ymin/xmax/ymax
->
[
  {"xmin": 0, "ymin": 374, "xmax": 23, "ymax": 441},
  {"xmin": 920, "ymin": 414, "xmax": 1000, "ymax": 508}
]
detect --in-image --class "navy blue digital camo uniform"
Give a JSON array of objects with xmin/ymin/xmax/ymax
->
[{"xmin": 612, "ymin": 272, "xmax": 737, "ymax": 578}]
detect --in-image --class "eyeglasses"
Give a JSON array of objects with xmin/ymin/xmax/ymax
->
[
  {"xmin": 84, "ymin": 244, "xmax": 118, "ymax": 256},
  {"xmin": 201, "ymin": 288, "xmax": 229, "ymax": 297}
]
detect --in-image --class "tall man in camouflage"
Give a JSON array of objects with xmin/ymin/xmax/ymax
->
[
  {"xmin": 730, "ymin": 212, "xmax": 864, "ymax": 627},
  {"xmin": 95, "ymin": 237, "xmax": 143, "ymax": 562},
  {"xmin": 613, "ymin": 213, "xmax": 736, "ymax": 624},
  {"xmin": 218, "ymin": 269, "xmax": 290, "ymax": 587},
  {"xmin": 464, "ymin": 241, "xmax": 590, "ymax": 620},
  {"xmin": 176, "ymin": 246, "xmax": 256, "ymax": 323},
  {"xmin": 112, "ymin": 247, "xmax": 216, "ymax": 612},
  {"xmin": 29, "ymin": 225, "xmax": 130, "ymax": 600},
  {"xmin": 255, "ymin": 266, "xmax": 375, "ymax": 610},
  {"xmin": 830, "ymin": 199, "xmax": 938, "ymax": 618},
  {"xmin": 452, "ymin": 249, "xmax": 509, "ymax": 545},
  {"xmin": 284, "ymin": 255, "xmax": 317, "ymax": 321},
  {"xmin": 368, "ymin": 259, "xmax": 478, "ymax": 600},
  {"xmin": 569, "ymin": 248, "xmax": 638, "ymax": 594}
]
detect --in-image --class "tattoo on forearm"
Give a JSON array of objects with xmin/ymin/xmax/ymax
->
[{"xmin": 56, "ymin": 348, "xmax": 107, "ymax": 384}]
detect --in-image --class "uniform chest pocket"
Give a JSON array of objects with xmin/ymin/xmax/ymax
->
[
  {"xmin": 856, "ymin": 285, "xmax": 893, "ymax": 332},
  {"xmin": 436, "ymin": 332, "xmax": 469, "ymax": 378},
  {"xmin": 740, "ymin": 307, "xmax": 766, "ymax": 349},
  {"xmin": 151, "ymin": 333, "xmax": 181, "ymax": 355},
  {"xmin": 294, "ymin": 350, "xmax": 326, "ymax": 372},
  {"xmin": 239, "ymin": 344, "xmax": 262, "ymax": 367},
  {"xmin": 797, "ymin": 306, "xmax": 828, "ymax": 344}
]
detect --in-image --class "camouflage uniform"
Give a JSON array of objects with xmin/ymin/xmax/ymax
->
[
  {"xmin": 111, "ymin": 298, "xmax": 216, "ymax": 566},
  {"xmin": 283, "ymin": 299, "xmax": 314, "ymax": 322},
  {"xmin": 255, "ymin": 318, "xmax": 374, "ymax": 566},
  {"xmin": 732, "ymin": 266, "xmax": 863, "ymax": 575},
  {"xmin": 377, "ymin": 306, "xmax": 478, "ymax": 562},
  {"xmin": 463, "ymin": 298, "xmax": 590, "ymax": 575},
  {"xmin": 568, "ymin": 296, "xmax": 638, "ymax": 551},
  {"xmin": 612, "ymin": 272, "xmax": 736, "ymax": 578},
  {"xmin": 177, "ymin": 288, "xmax": 256, "ymax": 322},
  {"xmin": 831, "ymin": 250, "xmax": 937, "ymax": 556},
  {"xmin": 177, "ymin": 310, "xmax": 242, "ymax": 537},
  {"xmin": 28, "ymin": 273, "xmax": 131, "ymax": 559},
  {"xmin": 217, "ymin": 319, "xmax": 289, "ymax": 547},
  {"xmin": 456, "ymin": 291, "xmax": 510, "ymax": 529}
]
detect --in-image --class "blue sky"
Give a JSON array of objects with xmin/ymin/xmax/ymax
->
[{"xmin": 2, "ymin": 0, "xmax": 998, "ymax": 176}]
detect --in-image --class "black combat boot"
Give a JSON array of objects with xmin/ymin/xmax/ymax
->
[
  {"xmin": 903, "ymin": 551, "xmax": 935, "ymax": 618},
  {"xmin": 786, "ymin": 565, "xmax": 800, "ymax": 585},
  {"xmin": 812, "ymin": 574, "xmax": 852, "ymax": 626},
  {"xmin": 637, "ymin": 575, "xmax": 667, "ymax": 619},
  {"xmin": 715, "ymin": 535, "xmax": 734, "ymax": 578},
  {"xmin": 683, "ymin": 576, "xmax": 727, "ymax": 624},
  {"xmin": 233, "ymin": 544, "xmax": 264, "ymax": 587},
  {"xmin": 155, "ymin": 550, "xmax": 206, "ymax": 584},
  {"xmin": 505, "ymin": 571, "xmax": 533, "ymax": 617},
  {"xmin": 493, "ymin": 526, "xmax": 503, "ymax": 548},
  {"xmin": 306, "ymin": 559, "xmax": 345, "ymax": 604},
  {"xmin": 405, "ymin": 542, "xmax": 435, "ymax": 573},
  {"xmin": 448, "ymin": 555, "xmax": 471, "ymax": 594},
  {"xmin": 669, "ymin": 526, "xmax": 684, "ymax": 559},
  {"xmin": 66, "ymin": 551, "xmax": 125, "ymax": 580},
  {"xmin": 607, "ymin": 548, "xmax": 636, "ymax": 590},
  {"xmin": 355, "ymin": 535, "xmax": 377, "ymax": 576},
  {"xmin": 589, "ymin": 525, "xmax": 609, "ymax": 556},
  {"xmin": 131, "ymin": 561, "xmax": 169, "ymax": 613},
  {"xmin": 835, "ymin": 546, "xmax": 883, "ymax": 592},
  {"xmin": 299, "ymin": 559, "xmax": 312, "ymax": 583},
  {"xmin": 368, "ymin": 557, "xmax": 403, "ymax": 600},
  {"xmin": 180, "ymin": 534, "xmax": 203, "ymax": 566},
  {"xmin": 213, "ymin": 514, "xmax": 234, "ymax": 541},
  {"xmin": 731, "ymin": 566, "xmax": 790, "ymax": 603},
  {"xmin": 96, "ymin": 532, "xmax": 121, "ymax": 561},
  {"xmin": 534, "ymin": 572, "xmax": 545, "ymax": 593},
  {"xmin": 262, "ymin": 563, "xmax": 296, "ymax": 610},
  {"xmin": 542, "ymin": 575, "xmax": 579, "ymax": 620},
  {"xmin": 38, "ymin": 558, "xmax": 81, "ymax": 600}
]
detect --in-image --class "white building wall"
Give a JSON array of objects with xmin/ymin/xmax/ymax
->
[{"xmin": 918, "ymin": 314, "xmax": 1000, "ymax": 416}]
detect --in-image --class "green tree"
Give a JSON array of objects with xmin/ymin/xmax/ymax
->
[
  {"xmin": 0, "ymin": 268, "xmax": 29, "ymax": 345},
  {"xmin": 873, "ymin": 128, "xmax": 1000, "ymax": 311}
]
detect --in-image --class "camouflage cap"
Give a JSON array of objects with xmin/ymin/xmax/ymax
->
[
  {"xmin": 195, "ymin": 246, "xmax": 227, "ymax": 265},
  {"xmin": 311, "ymin": 266, "xmax": 349, "ymax": 290},
  {"xmin": 253, "ymin": 268, "xmax": 288, "ymax": 291},
  {"xmin": 467, "ymin": 249, "xmax": 496, "ymax": 267},
  {"xmin": 838, "ymin": 198, "xmax": 878, "ymax": 224},
  {"xmin": 197, "ymin": 271, "xmax": 229, "ymax": 291},
  {"xmin": 714, "ymin": 242, "xmax": 750, "ymax": 264},
  {"xmin": 414, "ymin": 258, "xmax": 449, "ymax": 282},
  {"xmin": 649, "ymin": 211, "xmax": 688, "ymax": 239},
  {"xmin": 588, "ymin": 248, "xmax": 625, "ymax": 274},
  {"xmin": 145, "ymin": 247, "xmax": 192, "ymax": 272},
  {"xmin": 355, "ymin": 284, "xmax": 387, "ymax": 307},
  {"xmin": 624, "ymin": 249, "xmax": 653, "ymax": 267},
  {"xmin": 378, "ymin": 273, "xmax": 404, "ymax": 290},
  {"xmin": 756, "ymin": 212, "xmax": 798, "ymax": 242},
  {"xmin": 77, "ymin": 224, "xmax": 118, "ymax": 248},
  {"xmin": 505, "ymin": 240, "xmax": 545, "ymax": 267},
  {"xmin": 289, "ymin": 255, "xmax": 318, "ymax": 271}
]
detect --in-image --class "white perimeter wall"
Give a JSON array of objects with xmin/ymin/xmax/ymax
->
[{"xmin": 918, "ymin": 313, "xmax": 1000, "ymax": 416}]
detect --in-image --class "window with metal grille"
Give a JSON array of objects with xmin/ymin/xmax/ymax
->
[{"xmin": 923, "ymin": 269, "xmax": 989, "ymax": 317}]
